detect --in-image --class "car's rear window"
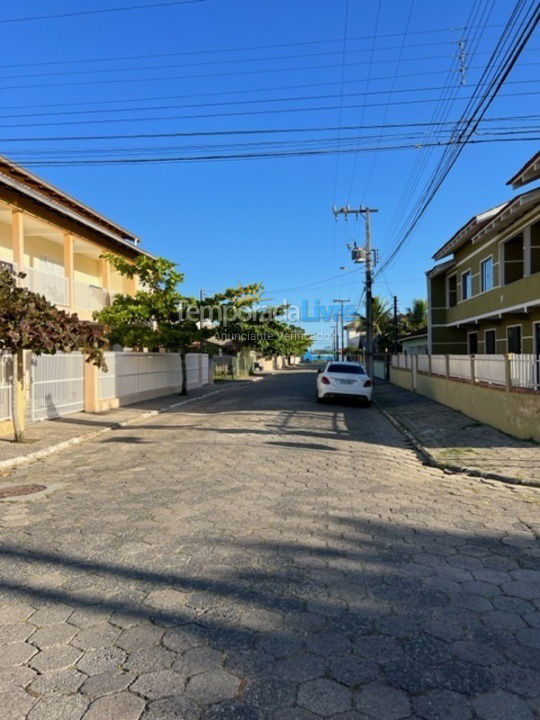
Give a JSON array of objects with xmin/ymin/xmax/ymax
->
[{"xmin": 327, "ymin": 363, "xmax": 365, "ymax": 374}]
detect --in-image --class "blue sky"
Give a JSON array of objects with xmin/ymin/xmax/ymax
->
[{"xmin": 2, "ymin": 0, "xmax": 538, "ymax": 349}]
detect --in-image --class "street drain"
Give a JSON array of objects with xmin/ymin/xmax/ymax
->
[{"xmin": 0, "ymin": 484, "xmax": 46, "ymax": 499}]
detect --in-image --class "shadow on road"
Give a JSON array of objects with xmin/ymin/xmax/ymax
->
[{"xmin": 0, "ymin": 513, "xmax": 537, "ymax": 714}]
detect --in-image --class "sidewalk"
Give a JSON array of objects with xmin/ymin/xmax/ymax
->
[
  {"xmin": 375, "ymin": 382, "xmax": 540, "ymax": 487},
  {"xmin": 0, "ymin": 382, "xmax": 242, "ymax": 472}
]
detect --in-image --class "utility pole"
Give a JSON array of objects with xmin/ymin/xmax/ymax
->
[
  {"xmin": 332, "ymin": 205, "xmax": 378, "ymax": 379},
  {"xmin": 333, "ymin": 298, "xmax": 350, "ymax": 361},
  {"xmin": 393, "ymin": 295, "xmax": 398, "ymax": 353}
]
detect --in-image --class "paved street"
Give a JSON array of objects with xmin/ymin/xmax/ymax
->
[{"xmin": 1, "ymin": 368, "xmax": 540, "ymax": 720}]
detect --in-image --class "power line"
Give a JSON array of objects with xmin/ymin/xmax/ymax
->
[
  {"xmin": 376, "ymin": 0, "xmax": 540, "ymax": 278},
  {"xmin": 0, "ymin": 0, "xmax": 204, "ymax": 25},
  {"xmin": 1, "ymin": 113, "xmax": 536, "ymax": 144},
  {"xmin": 0, "ymin": 85, "xmax": 536, "ymax": 130},
  {"xmin": 12, "ymin": 136, "xmax": 540, "ymax": 167},
  {"xmin": 0, "ymin": 39, "xmax": 469, "ymax": 82},
  {"xmin": 3, "ymin": 57, "xmax": 537, "ymax": 113},
  {"xmin": 1, "ymin": 24, "xmax": 499, "ymax": 69},
  {"xmin": 3, "ymin": 46, "xmax": 535, "ymax": 92},
  {"xmin": 16, "ymin": 127, "xmax": 537, "ymax": 161}
]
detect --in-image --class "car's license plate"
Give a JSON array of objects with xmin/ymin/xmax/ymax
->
[{"xmin": 339, "ymin": 379, "xmax": 355, "ymax": 384}]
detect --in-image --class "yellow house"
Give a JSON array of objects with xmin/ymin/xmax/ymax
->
[{"xmin": 0, "ymin": 155, "xmax": 149, "ymax": 320}]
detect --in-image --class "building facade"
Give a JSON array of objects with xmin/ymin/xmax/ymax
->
[
  {"xmin": 427, "ymin": 152, "xmax": 540, "ymax": 355},
  {"xmin": 0, "ymin": 156, "xmax": 148, "ymax": 321}
]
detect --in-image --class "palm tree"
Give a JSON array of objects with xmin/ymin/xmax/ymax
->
[
  {"xmin": 352, "ymin": 296, "xmax": 393, "ymax": 351},
  {"xmin": 404, "ymin": 298, "xmax": 427, "ymax": 333}
]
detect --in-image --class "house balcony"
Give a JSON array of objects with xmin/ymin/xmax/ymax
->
[
  {"xmin": 74, "ymin": 282, "xmax": 110, "ymax": 313},
  {"xmin": 445, "ymin": 273, "xmax": 540, "ymax": 326},
  {"xmin": 22, "ymin": 266, "xmax": 69, "ymax": 307}
]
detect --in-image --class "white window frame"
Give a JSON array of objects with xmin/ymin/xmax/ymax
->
[
  {"xmin": 501, "ymin": 233, "xmax": 525, "ymax": 286},
  {"xmin": 467, "ymin": 330, "xmax": 479, "ymax": 354},
  {"xmin": 506, "ymin": 323, "xmax": 523, "ymax": 354},
  {"xmin": 446, "ymin": 272, "xmax": 458, "ymax": 308},
  {"xmin": 461, "ymin": 269, "xmax": 472, "ymax": 301},
  {"xmin": 533, "ymin": 321, "xmax": 540, "ymax": 356},
  {"xmin": 483, "ymin": 328, "xmax": 497, "ymax": 354},
  {"xmin": 480, "ymin": 255, "xmax": 494, "ymax": 293}
]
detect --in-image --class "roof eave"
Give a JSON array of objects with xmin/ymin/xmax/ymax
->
[
  {"xmin": 470, "ymin": 187, "xmax": 540, "ymax": 245},
  {"xmin": 0, "ymin": 169, "xmax": 153, "ymax": 258},
  {"xmin": 506, "ymin": 151, "xmax": 540, "ymax": 189}
]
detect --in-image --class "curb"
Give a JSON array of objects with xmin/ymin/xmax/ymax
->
[
  {"xmin": 0, "ymin": 382, "xmax": 253, "ymax": 475},
  {"xmin": 374, "ymin": 399, "xmax": 540, "ymax": 489}
]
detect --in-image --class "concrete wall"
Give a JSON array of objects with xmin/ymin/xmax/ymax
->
[{"xmin": 390, "ymin": 366, "xmax": 540, "ymax": 442}]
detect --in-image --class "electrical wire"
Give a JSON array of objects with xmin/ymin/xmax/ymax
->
[
  {"xmin": 0, "ymin": 84, "xmax": 536, "ymax": 130},
  {"xmin": 0, "ymin": 0, "xmax": 204, "ymax": 25},
  {"xmin": 375, "ymin": 0, "xmax": 539, "ymax": 278},
  {"xmin": 11, "ymin": 135, "xmax": 539, "ymax": 168}
]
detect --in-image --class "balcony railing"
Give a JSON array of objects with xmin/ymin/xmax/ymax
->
[
  {"xmin": 74, "ymin": 283, "xmax": 109, "ymax": 312},
  {"xmin": 22, "ymin": 266, "xmax": 69, "ymax": 306}
]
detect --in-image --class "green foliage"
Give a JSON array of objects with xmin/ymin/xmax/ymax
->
[
  {"xmin": 353, "ymin": 296, "xmax": 394, "ymax": 351},
  {"xmin": 0, "ymin": 266, "xmax": 107, "ymax": 366},
  {"xmin": 96, "ymin": 255, "xmax": 311, "ymax": 381},
  {"xmin": 0, "ymin": 265, "xmax": 107, "ymax": 441},
  {"xmin": 404, "ymin": 298, "xmax": 427, "ymax": 333}
]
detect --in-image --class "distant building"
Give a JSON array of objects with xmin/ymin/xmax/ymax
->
[{"xmin": 399, "ymin": 329, "xmax": 428, "ymax": 355}]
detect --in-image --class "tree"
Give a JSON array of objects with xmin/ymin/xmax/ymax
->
[
  {"xmin": 96, "ymin": 255, "xmax": 264, "ymax": 394},
  {"xmin": 0, "ymin": 266, "xmax": 107, "ymax": 442},
  {"xmin": 404, "ymin": 298, "xmax": 427, "ymax": 333},
  {"xmin": 352, "ymin": 296, "xmax": 393, "ymax": 351}
]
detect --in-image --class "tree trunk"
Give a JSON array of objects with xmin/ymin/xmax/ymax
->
[
  {"xmin": 11, "ymin": 351, "xmax": 24, "ymax": 443},
  {"xmin": 180, "ymin": 351, "xmax": 188, "ymax": 395}
]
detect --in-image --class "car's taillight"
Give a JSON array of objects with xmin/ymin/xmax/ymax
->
[
  {"xmin": 364, "ymin": 379, "xmax": 372, "ymax": 387},
  {"xmin": 321, "ymin": 376, "xmax": 330, "ymax": 385}
]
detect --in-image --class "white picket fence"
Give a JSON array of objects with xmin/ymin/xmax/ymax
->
[
  {"xmin": 31, "ymin": 353, "xmax": 85, "ymax": 421},
  {"xmin": 392, "ymin": 353, "xmax": 539, "ymax": 391}
]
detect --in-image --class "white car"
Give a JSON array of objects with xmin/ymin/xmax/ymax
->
[{"xmin": 316, "ymin": 361, "xmax": 373, "ymax": 405}]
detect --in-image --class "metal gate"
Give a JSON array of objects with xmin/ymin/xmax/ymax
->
[{"xmin": 31, "ymin": 353, "xmax": 85, "ymax": 421}]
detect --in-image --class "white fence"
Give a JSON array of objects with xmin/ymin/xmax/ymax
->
[
  {"xmin": 430, "ymin": 354, "xmax": 447, "ymax": 376},
  {"xmin": 448, "ymin": 355, "xmax": 472, "ymax": 381},
  {"xmin": 392, "ymin": 353, "xmax": 539, "ymax": 391},
  {"xmin": 0, "ymin": 355, "xmax": 13, "ymax": 421},
  {"xmin": 511, "ymin": 354, "xmax": 539, "ymax": 389},
  {"xmin": 99, "ymin": 352, "xmax": 208, "ymax": 402},
  {"xmin": 31, "ymin": 353, "xmax": 85, "ymax": 421},
  {"xmin": 0, "ymin": 351, "xmax": 211, "ymax": 428},
  {"xmin": 473, "ymin": 354, "xmax": 506, "ymax": 386}
]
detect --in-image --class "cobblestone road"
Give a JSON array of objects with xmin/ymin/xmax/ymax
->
[{"xmin": 1, "ymin": 369, "xmax": 539, "ymax": 719}]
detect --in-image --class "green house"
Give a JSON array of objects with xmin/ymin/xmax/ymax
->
[{"xmin": 427, "ymin": 151, "xmax": 540, "ymax": 355}]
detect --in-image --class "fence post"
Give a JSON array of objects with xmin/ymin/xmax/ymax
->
[
  {"xmin": 470, "ymin": 354, "xmax": 476, "ymax": 384},
  {"xmin": 504, "ymin": 353, "xmax": 512, "ymax": 392},
  {"xmin": 84, "ymin": 361, "xmax": 100, "ymax": 412},
  {"xmin": 445, "ymin": 354, "xmax": 450, "ymax": 379}
]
